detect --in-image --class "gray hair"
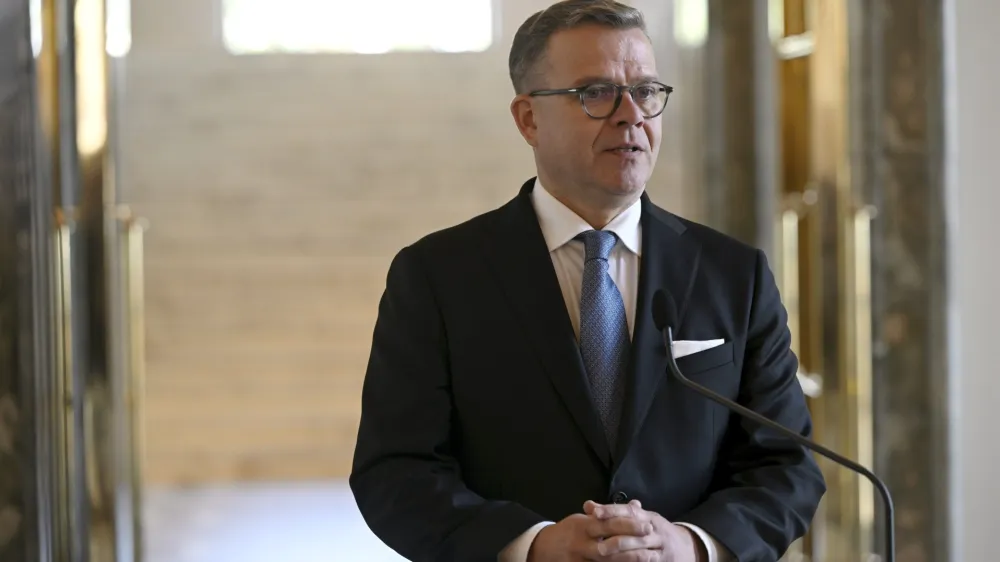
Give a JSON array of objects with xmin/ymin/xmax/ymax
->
[{"xmin": 508, "ymin": 0, "xmax": 648, "ymax": 94}]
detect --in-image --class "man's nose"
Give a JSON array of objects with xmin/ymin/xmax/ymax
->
[{"xmin": 612, "ymin": 91, "xmax": 645, "ymax": 127}]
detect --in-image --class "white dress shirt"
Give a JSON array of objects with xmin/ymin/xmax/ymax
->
[{"xmin": 498, "ymin": 179, "xmax": 733, "ymax": 562}]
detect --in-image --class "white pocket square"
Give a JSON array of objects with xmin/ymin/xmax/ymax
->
[{"xmin": 671, "ymin": 339, "xmax": 725, "ymax": 359}]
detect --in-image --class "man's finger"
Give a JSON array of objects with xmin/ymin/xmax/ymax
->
[
  {"xmin": 601, "ymin": 551, "xmax": 661, "ymax": 562},
  {"xmin": 585, "ymin": 515, "xmax": 652, "ymax": 539},
  {"xmin": 592, "ymin": 500, "xmax": 644, "ymax": 520},
  {"xmin": 578, "ymin": 538, "xmax": 651, "ymax": 560},
  {"xmin": 593, "ymin": 531, "xmax": 662, "ymax": 556}
]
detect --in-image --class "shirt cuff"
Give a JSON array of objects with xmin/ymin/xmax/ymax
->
[
  {"xmin": 675, "ymin": 522, "xmax": 734, "ymax": 562},
  {"xmin": 497, "ymin": 521, "xmax": 555, "ymax": 562}
]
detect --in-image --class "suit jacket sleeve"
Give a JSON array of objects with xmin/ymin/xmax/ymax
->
[
  {"xmin": 676, "ymin": 250, "xmax": 827, "ymax": 562},
  {"xmin": 349, "ymin": 245, "xmax": 546, "ymax": 562}
]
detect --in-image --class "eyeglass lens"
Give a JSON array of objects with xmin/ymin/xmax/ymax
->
[{"xmin": 582, "ymin": 83, "xmax": 668, "ymax": 118}]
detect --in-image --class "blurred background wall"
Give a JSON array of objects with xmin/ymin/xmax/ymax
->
[
  {"xmin": 120, "ymin": 0, "xmax": 686, "ymax": 485},
  {"xmin": 949, "ymin": 0, "xmax": 1000, "ymax": 559}
]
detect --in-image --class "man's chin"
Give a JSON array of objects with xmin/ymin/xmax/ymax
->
[{"xmin": 599, "ymin": 177, "xmax": 648, "ymax": 198}]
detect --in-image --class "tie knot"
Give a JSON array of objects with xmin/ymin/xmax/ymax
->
[{"xmin": 578, "ymin": 230, "xmax": 618, "ymax": 262}]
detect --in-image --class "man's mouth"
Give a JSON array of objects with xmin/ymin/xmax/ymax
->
[{"xmin": 610, "ymin": 145, "xmax": 642, "ymax": 153}]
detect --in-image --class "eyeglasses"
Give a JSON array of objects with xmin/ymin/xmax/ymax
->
[{"xmin": 528, "ymin": 81, "xmax": 673, "ymax": 119}]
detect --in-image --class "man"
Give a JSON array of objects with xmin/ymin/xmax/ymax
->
[{"xmin": 350, "ymin": 1, "xmax": 826, "ymax": 561}]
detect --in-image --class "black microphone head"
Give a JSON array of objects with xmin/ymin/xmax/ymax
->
[{"xmin": 652, "ymin": 289, "xmax": 677, "ymax": 333}]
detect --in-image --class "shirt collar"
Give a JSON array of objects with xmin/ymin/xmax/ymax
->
[{"xmin": 530, "ymin": 178, "xmax": 642, "ymax": 256}]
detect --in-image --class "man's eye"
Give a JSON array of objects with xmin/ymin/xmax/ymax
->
[
  {"xmin": 634, "ymin": 85, "xmax": 658, "ymax": 100},
  {"xmin": 584, "ymin": 86, "xmax": 616, "ymax": 100}
]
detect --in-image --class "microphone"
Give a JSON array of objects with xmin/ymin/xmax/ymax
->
[{"xmin": 651, "ymin": 289, "xmax": 895, "ymax": 562}]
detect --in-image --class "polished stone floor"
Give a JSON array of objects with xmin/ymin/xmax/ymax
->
[{"xmin": 144, "ymin": 481, "xmax": 407, "ymax": 562}]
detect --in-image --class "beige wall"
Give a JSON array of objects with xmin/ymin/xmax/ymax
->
[
  {"xmin": 948, "ymin": 0, "xmax": 1000, "ymax": 559},
  {"xmin": 122, "ymin": 0, "xmax": 686, "ymax": 484}
]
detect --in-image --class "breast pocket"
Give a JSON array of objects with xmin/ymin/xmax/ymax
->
[
  {"xmin": 674, "ymin": 341, "xmax": 734, "ymax": 374},
  {"xmin": 674, "ymin": 341, "xmax": 738, "ymax": 399}
]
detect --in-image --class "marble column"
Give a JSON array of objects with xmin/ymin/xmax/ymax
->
[
  {"xmin": 1, "ymin": 0, "xmax": 83, "ymax": 560},
  {"xmin": 851, "ymin": 0, "xmax": 951, "ymax": 560},
  {"xmin": 675, "ymin": 0, "xmax": 777, "ymax": 250},
  {"xmin": 1, "ymin": 2, "xmax": 51, "ymax": 560}
]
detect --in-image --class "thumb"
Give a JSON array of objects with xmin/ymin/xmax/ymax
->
[{"xmin": 583, "ymin": 500, "xmax": 601, "ymax": 515}]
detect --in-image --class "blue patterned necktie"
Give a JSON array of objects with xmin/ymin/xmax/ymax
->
[{"xmin": 577, "ymin": 230, "xmax": 629, "ymax": 454}]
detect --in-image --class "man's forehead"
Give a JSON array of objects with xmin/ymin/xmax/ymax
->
[
  {"xmin": 546, "ymin": 41, "xmax": 656, "ymax": 84},
  {"xmin": 547, "ymin": 27, "xmax": 655, "ymax": 69}
]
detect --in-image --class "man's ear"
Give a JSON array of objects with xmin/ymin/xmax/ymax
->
[{"xmin": 510, "ymin": 95, "xmax": 540, "ymax": 148}]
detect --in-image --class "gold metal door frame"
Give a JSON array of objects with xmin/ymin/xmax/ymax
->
[
  {"xmin": 771, "ymin": 0, "xmax": 876, "ymax": 559},
  {"xmin": 76, "ymin": 0, "xmax": 145, "ymax": 559},
  {"xmin": 35, "ymin": 0, "xmax": 88, "ymax": 557},
  {"xmin": 33, "ymin": 0, "xmax": 143, "ymax": 558}
]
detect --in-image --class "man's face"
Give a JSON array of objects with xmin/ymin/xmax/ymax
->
[{"xmin": 512, "ymin": 25, "xmax": 662, "ymax": 205}]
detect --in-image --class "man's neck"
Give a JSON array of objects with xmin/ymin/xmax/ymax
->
[{"xmin": 538, "ymin": 181, "xmax": 639, "ymax": 230}]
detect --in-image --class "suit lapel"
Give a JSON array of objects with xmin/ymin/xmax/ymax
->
[
  {"xmin": 614, "ymin": 196, "xmax": 703, "ymax": 466},
  {"xmin": 485, "ymin": 180, "xmax": 612, "ymax": 468}
]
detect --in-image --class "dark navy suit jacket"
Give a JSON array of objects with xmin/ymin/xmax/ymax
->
[{"xmin": 350, "ymin": 179, "xmax": 826, "ymax": 562}]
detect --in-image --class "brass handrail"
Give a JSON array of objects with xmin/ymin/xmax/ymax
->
[
  {"xmin": 112, "ymin": 205, "xmax": 147, "ymax": 562},
  {"xmin": 779, "ymin": 206, "xmax": 801, "ymax": 356},
  {"xmin": 121, "ymin": 209, "xmax": 149, "ymax": 562},
  {"xmin": 774, "ymin": 190, "xmax": 822, "ymax": 562},
  {"xmin": 52, "ymin": 209, "xmax": 76, "ymax": 559},
  {"xmin": 850, "ymin": 205, "xmax": 876, "ymax": 553},
  {"xmin": 769, "ymin": 0, "xmax": 816, "ymax": 59},
  {"xmin": 775, "ymin": 193, "xmax": 823, "ymax": 399}
]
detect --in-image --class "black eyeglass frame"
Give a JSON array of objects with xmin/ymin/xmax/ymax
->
[{"xmin": 527, "ymin": 81, "xmax": 674, "ymax": 119}]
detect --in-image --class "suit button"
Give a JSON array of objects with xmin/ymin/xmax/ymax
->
[{"xmin": 610, "ymin": 491, "xmax": 629, "ymax": 504}]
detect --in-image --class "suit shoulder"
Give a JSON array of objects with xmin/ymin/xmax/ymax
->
[
  {"xmin": 393, "ymin": 205, "xmax": 501, "ymax": 262},
  {"xmin": 683, "ymin": 218, "xmax": 759, "ymax": 255},
  {"xmin": 663, "ymin": 211, "xmax": 763, "ymax": 265}
]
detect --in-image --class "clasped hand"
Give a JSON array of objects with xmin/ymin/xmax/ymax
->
[{"xmin": 527, "ymin": 499, "xmax": 702, "ymax": 562}]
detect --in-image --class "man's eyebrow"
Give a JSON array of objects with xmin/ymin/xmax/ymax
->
[
  {"xmin": 570, "ymin": 75, "xmax": 613, "ymax": 86},
  {"xmin": 570, "ymin": 75, "xmax": 662, "ymax": 86}
]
